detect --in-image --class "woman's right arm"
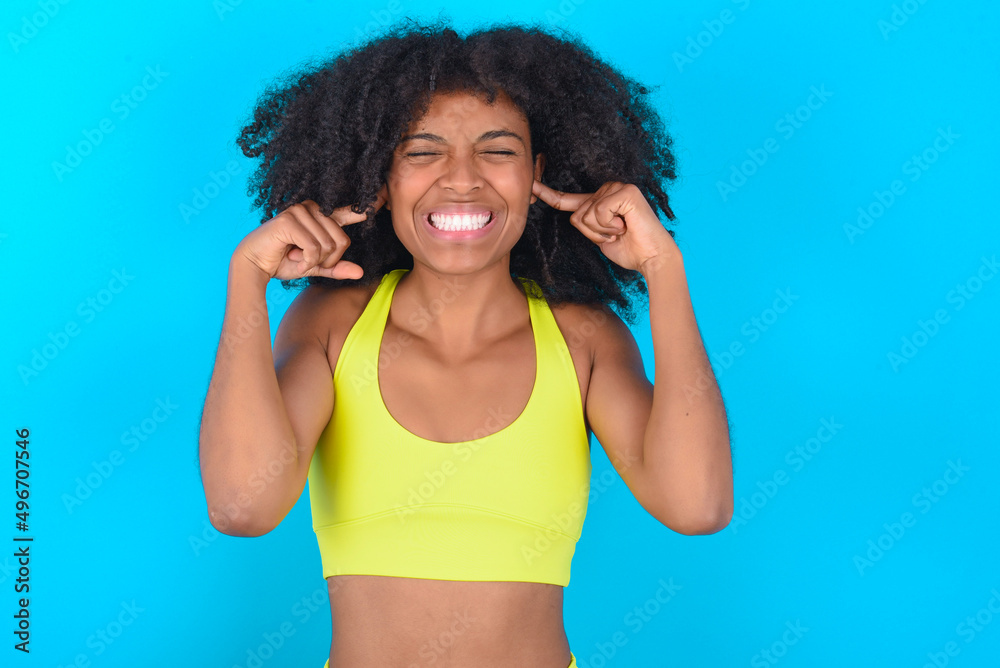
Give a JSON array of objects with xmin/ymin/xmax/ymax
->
[
  {"xmin": 198, "ymin": 255, "xmax": 325, "ymax": 536},
  {"xmin": 198, "ymin": 194, "xmax": 383, "ymax": 536}
]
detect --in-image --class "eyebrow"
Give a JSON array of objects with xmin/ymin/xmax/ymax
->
[{"xmin": 398, "ymin": 129, "xmax": 526, "ymax": 147}]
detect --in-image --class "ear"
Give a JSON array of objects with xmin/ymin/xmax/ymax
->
[
  {"xmin": 529, "ymin": 153, "xmax": 546, "ymax": 204},
  {"xmin": 379, "ymin": 183, "xmax": 391, "ymax": 211}
]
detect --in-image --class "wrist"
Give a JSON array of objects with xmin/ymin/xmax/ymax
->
[
  {"xmin": 638, "ymin": 246, "xmax": 684, "ymax": 278},
  {"xmin": 228, "ymin": 250, "xmax": 272, "ymax": 293}
]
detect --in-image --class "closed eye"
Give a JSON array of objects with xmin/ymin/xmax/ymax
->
[{"xmin": 405, "ymin": 150, "xmax": 516, "ymax": 157}]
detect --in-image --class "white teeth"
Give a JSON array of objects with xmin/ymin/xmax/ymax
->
[{"xmin": 429, "ymin": 212, "xmax": 491, "ymax": 231}]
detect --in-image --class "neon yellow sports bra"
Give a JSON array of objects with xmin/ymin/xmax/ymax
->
[{"xmin": 307, "ymin": 269, "xmax": 592, "ymax": 586}]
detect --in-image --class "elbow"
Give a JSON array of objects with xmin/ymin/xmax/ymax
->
[
  {"xmin": 200, "ymin": 464, "xmax": 290, "ymax": 537},
  {"xmin": 204, "ymin": 495, "xmax": 282, "ymax": 537},
  {"xmin": 655, "ymin": 498, "xmax": 734, "ymax": 536},
  {"xmin": 209, "ymin": 513, "xmax": 277, "ymax": 538},
  {"xmin": 672, "ymin": 506, "xmax": 732, "ymax": 535}
]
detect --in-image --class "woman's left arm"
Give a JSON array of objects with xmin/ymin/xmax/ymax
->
[
  {"xmin": 634, "ymin": 251, "xmax": 733, "ymax": 534},
  {"xmin": 533, "ymin": 180, "xmax": 734, "ymax": 535}
]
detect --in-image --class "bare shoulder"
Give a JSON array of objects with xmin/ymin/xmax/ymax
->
[
  {"xmin": 275, "ymin": 280, "xmax": 379, "ymax": 369},
  {"xmin": 546, "ymin": 301, "xmax": 632, "ymax": 426},
  {"xmin": 326, "ymin": 281, "xmax": 380, "ymax": 365},
  {"xmin": 547, "ymin": 300, "xmax": 635, "ymax": 368}
]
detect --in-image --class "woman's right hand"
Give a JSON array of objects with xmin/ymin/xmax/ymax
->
[{"xmin": 234, "ymin": 187, "xmax": 387, "ymax": 281}]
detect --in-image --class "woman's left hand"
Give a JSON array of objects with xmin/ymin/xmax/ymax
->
[{"xmin": 532, "ymin": 180, "xmax": 680, "ymax": 273}]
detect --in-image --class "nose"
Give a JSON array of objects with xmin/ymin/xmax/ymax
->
[{"xmin": 437, "ymin": 153, "xmax": 483, "ymax": 194}]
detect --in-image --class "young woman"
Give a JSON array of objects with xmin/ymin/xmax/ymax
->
[{"xmin": 199, "ymin": 22, "xmax": 733, "ymax": 668}]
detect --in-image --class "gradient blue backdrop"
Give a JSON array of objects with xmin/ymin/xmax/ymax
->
[{"xmin": 4, "ymin": 0, "xmax": 999, "ymax": 666}]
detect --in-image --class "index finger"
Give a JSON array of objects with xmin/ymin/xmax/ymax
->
[{"xmin": 532, "ymin": 180, "xmax": 590, "ymax": 212}]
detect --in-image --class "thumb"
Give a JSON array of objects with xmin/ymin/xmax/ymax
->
[{"xmin": 308, "ymin": 260, "xmax": 364, "ymax": 280}]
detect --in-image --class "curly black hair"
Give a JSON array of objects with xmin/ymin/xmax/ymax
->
[{"xmin": 236, "ymin": 19, "xmax": 678, "ymax": 326}]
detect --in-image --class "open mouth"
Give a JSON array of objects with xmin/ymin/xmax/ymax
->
[{"xmin": 427, "ymin": 211, "xmax": 494, "ymax": 232}]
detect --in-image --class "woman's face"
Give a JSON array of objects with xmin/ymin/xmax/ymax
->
[{"xmin": 384, "ymin": 89, "xmax": 545, "ymax": 275}]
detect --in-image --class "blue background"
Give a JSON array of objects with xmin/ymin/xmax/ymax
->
[{"xmin": 4, "ymin": 0, "xmax": 999, "ymax": 666}]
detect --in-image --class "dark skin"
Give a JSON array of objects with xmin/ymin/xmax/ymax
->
[
  {"xmin": 309, "ymin": 91, "xmax": 587, "ymax": 667},
  {"xmin": 201, "ymin": 89, "xmax": 730, "ymax": 667},
  {"xmin": 309, "ymin": 280, "xmax": 594, "ymax": 667}
]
